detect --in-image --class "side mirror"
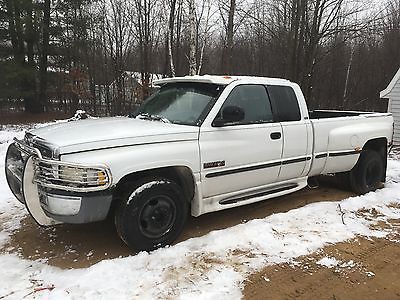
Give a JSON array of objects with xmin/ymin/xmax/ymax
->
[{"xmin": 213, "ymin": 105, "xmax": 245, "ymax": 127}]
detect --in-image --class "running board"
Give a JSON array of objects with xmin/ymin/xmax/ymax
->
[{"xmin": 219, "ymin": 183, "xmax": 299, "ymax": 205}]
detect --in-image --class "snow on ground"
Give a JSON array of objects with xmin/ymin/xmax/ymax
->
[
  {"xmin": 0, "ymin": 125, "xmax": 31, "ymax": 247},
  {"xmin": 0, "ymin": 125, "xmax": 400, "ymax": 299},
  {"xmin": 316, "ymin": 257, "xmax": 341, "ymax": 268},
  {"xmin": 316, "ymin": 257, "xmax": 358, "ymax": 270}
]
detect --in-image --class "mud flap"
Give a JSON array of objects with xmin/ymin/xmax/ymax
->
[{"xmin": 23, "ymin": 156, "xmax": 61, "ymax": 226}]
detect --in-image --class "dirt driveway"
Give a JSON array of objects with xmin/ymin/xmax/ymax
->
[
  {"xmin": 2, "ymin": 179, "xmax": 400, "ymax": 299},
  {"xmin": 2, "ymin": 178, "xmax": 352, "ymax": 268},
  {"xmin": 243, "ymin": 234, "xmax": 400, "ymax": 300}
]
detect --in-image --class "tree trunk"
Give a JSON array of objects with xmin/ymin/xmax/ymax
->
[
  {"xmin": 5, "ymin": 0, "xmax": 23, "ymax": 64},
  {"xmin": 38, "ymin": 0, "xmax": 51, "ymax": 113},
  {"xmin": 342, "ymin": 44, "xmax": 354, "ymax": 109},
  {"xmin": 6, "ymin": 0, "xmax": 41, "ymax": 113},
  {"xmin": 188, "ymin": 0, "xmax": 196, "ymax": 76},
  {"xmin": 225, "ymin": 0, "xmax": 235, "ymax": 74},
  {"xmin": 175, "ymin": 0, "xmax": 183, "ymax": 75},
  {"xmin": 168, "ymin": 0, "xmax": 176, "ymax": 76},
  {"xmin": 302, "ymin": 0, "xmax": 323, "ymax": 102},
  {"xmin": 197, "ymin": 0, "xmax": 211, "ymax": 75}
]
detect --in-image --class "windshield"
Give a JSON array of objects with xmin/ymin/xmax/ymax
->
[{"xmin": 132, "ymin": 82, "xmax": 225, "ymax": 126}]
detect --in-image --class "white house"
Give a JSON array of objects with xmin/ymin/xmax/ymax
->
[{"xmin": 380, "ymin": 67, "xmax": 400, "ymax": 145}]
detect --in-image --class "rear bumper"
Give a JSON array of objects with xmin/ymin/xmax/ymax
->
[{"xmin": 5, "ymin": 142, "xmax": 113, "ymax": 225}]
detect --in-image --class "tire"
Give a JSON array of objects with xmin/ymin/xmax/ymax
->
[
  {"xmin": 349, "ymin": 150, "xmax": 384, "ymax": 195},
  {"xmin": 115, "ymin": 177, "xmax": 188, "ymax": 251},
  {"xmin": 335, "ymin": 171, "xmax": 351, "ymax": 191}
]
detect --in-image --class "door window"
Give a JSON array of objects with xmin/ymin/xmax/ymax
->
[{"xmin": 218, "ymin": 85, "xmax": 274, "ymax": 125}]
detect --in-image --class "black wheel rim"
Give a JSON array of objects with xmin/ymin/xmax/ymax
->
[
  {"xmin": 365, "ymin": 160, "xmax": 381, "ymax": 188},
  {"xmin": 138, "ymin": 195, "xmax": 177, "ymax": 239}
]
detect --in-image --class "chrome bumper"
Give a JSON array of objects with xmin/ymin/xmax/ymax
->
[{"xmin": 40, "ymin": 193, "xmax": 82, "ymax": 216}]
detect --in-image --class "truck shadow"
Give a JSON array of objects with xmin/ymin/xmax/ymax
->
[{"xmin": 3, "ymin": 177, "xmax": 354, "ymax": 269}]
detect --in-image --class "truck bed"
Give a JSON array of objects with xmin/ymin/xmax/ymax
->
[
  {"xmin": 307, "ymin": 111, "xmax": 392, "ymax": 177},
  {"xmin": 309, "ymin": 110, "xmax": 380, "ymax": 119}
]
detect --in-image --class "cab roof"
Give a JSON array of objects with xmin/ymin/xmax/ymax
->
[{"xmin": 153, "ymin": 75, "xmax": 291, "ymax": 86}]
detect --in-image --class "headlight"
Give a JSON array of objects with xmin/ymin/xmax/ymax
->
[
  {"xmin": 34, "ymin": 160, "xmax": 111, "ymax": 192},
  {"xmin": 59, "ymin": 166, "xmax": 109, "ymax": 186},
  {"xmin": 60, "ymin": 166, "xmax": 85, "ymax": 180}
]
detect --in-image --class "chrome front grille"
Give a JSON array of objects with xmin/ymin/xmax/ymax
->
[{"xmin": 10, "ymin": 137, "xmax": 112, "ymax": 193}]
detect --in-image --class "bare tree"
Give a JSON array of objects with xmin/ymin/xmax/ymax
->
[
  {"xmin": 166, "ymin": 0, "xmax": 177, "ymax": 76},
  {"xmin": 188, "ymin": 0, "xmax": 197, "ymax": 75},
  {"xmin": 38, "ymin": 0, "xmax": 50, "ymax": 112},
  {"xmin": 219, "ymin": 0, "xmax": 236, "ymax": 73},
  {"xmin": 2, "ymin": 0, "xmax": 399, "ymax": 116},
  {"xmin": 133, "ymin": 0, "xmax": 164, "ymax": 96},
  {"xmin": 103, "ymin": 0, "xmax": 134, "ymax": 113},
  {"xmin": 196, "ymin": 0, "xmax": 215, "ymax": 74}
]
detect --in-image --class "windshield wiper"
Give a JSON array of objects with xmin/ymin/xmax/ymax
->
[{"xmin": 135, "ymin": 113, "xmax": 171, "ymax": 123}]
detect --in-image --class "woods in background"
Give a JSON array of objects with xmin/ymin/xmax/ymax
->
[{"xmin": 0, "ymin": 0, "xmax": 399, "ymax": 116}]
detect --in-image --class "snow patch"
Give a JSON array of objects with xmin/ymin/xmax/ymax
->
[
  {"xmin": 0, "ymin": 122, "xmax": 60, "ymax": 248},
  {"xmin": 127, "ymin": 180, "xmax": 167, "ymax": 204},
  {"xmin": 68, "ymin": 110, "xmax": 97, "ymax": 122},
  {"xmin": 365, "ymin": 271, "xmax": 375, "ymax": 277},
  {"xmin": 316, "ymin": 257, "xmax": 340, "ymax": 268}
]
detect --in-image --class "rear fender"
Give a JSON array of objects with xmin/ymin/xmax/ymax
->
[{"xmin": 323, "ymin": 120, "xmax": 392, "ymax": 174}]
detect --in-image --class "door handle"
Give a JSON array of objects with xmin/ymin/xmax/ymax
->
[{"xmin": 270, "ymin": 132, "xmax": 281, "ymax": 140}]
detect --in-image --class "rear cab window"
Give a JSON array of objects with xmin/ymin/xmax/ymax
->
[{"xmin": 267, "ymin": 85, "xmax": 301, "ymax": 122}]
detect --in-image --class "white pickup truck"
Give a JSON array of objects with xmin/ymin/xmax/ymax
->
[{"xmin": 5, "ymin": 75, "xmax": 393, "ymax": 251}]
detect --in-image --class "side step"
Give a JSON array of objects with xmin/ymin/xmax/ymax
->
[{"xmin": 219, "ymin": 183, "xmax": 299, "ymax": 205}]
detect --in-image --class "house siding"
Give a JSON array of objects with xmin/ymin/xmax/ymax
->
[
  {"xmin": 381, "ymin": 68, "xmax": 400, "ymax": 145},
  {"xmin": 388, "ymin": 83, "xmax": 400, "ymax": 145}
]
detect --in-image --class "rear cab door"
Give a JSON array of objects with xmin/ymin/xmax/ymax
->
[{"xmin": 266, "ymin": 84, "xmax": 313, "ymax": 180}]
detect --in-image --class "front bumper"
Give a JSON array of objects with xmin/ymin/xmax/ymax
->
[
  {"xmin": 39, "ymin": 190, "xmax": 113, "ymax": 224},
  {"xmin": 5, "ymin": 141, "xmax": 113, "ymax": 225}
]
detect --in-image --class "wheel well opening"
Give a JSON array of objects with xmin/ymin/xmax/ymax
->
[
  {"xmin": 362, "ymin": 137, "xmax": 388, "ymax": 182},
  {"xmin": 113, "ymin": 166, "xmax": 196, "ymax": 205}
]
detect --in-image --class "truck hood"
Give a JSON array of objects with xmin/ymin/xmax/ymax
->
[{"xmin": 29, "ymin": 117, "xmax": 199, "ymax": 155}]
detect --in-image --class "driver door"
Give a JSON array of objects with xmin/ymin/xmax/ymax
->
[{"xmin": 199, "ymin": 84, "xmax": 283, "ymax": 198}]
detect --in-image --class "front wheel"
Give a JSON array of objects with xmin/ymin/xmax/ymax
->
[
  {"xmin": 115, "ymin": 178, "xmax": 188, "ymax": 251},
  {"xmin": 349, "ymin": 150, "xmax": 384, "ymax": 195}
]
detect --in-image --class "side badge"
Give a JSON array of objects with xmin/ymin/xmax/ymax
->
[{"xmin": 204, "ymin": 160, "xmax": 225, "ymax": 169}]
